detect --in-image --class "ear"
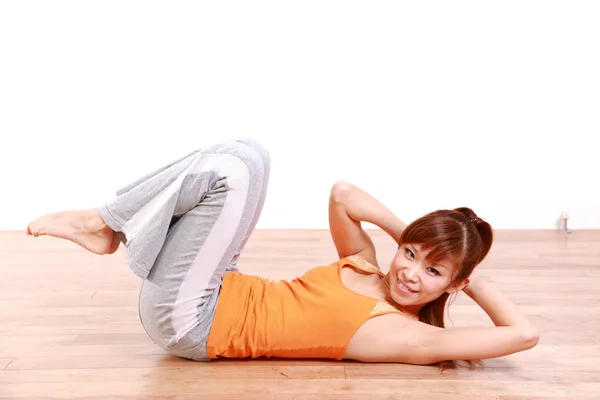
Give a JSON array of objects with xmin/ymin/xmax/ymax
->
[{"xmin": 445, "ymin": 278, "xmax": 469, "ymax": 294}]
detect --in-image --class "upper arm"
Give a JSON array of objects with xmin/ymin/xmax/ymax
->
[
  {"xmin": 347, "ymin": 314, "xmax": 540, "ymax": 365},
  {"xmin": 328, "ymin": 181, "xmax": 377, "ymax": 265}
]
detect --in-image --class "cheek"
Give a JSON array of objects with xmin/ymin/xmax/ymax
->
[
  {"xmin": 420, "ymin": 277, "xmax": 450, "ymax": 294},
  {"xmin": 389, "ymin": 256, "xmax": 404, "ymax": 273}
]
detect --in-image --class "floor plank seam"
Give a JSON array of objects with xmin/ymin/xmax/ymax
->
[{"xmin": 3, "ymin": 358, "xmax": 14, "ymax": 371}]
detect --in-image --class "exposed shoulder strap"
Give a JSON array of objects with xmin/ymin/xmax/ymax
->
[
  {"xmin": 344, "ymin": 255, "xmax": 383, "ymax": 277},
  {"xmin": 369, "ymin": 301, "xmax": 419, "ymax": 319}
]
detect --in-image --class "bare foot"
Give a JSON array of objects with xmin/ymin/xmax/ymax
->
[{"xmin": 26, "ymin": 208, "xmax": 120, "ymax": 255}]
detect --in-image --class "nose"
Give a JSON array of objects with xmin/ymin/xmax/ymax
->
[{"xmin": 402, "ymin": 264, "xmax": 420, "ymax": 283}]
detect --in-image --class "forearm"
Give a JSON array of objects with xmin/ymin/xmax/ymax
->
[
  {"xmin": 464, "ymin": 278, "xmax": 535, "ymax": 331},
  {"xmin": 408, "ymin": 281, "xmax": 540, "ymax": 364},
  {"xmin": 331, "ymin": 181, "xmax": 407, "ymax": 242}
]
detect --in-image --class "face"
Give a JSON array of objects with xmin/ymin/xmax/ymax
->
[{"xmin": 384, "ymin": 243, "xmax": 466, "ymax": 313}]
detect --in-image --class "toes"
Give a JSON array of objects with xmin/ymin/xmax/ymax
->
[
  {"xmin": 27, "ymin": 225, "xmax": 39, "ymax": 236},
  {"xmin": 27, "ymin": 223, "xmax": 44, "ymax": 237}
]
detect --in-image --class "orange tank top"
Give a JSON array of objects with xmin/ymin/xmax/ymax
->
[{"xmin": 205, "ymin": 255, "xmax": 418, "ymax": 360}]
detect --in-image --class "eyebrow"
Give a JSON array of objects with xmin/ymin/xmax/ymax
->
[
  {"xmin": 408, "ymin": 244, "xmax": 418, "ymax": 255},
  {"xmin": 408, "ymin": 244, "xmax": 451, "ymax": 269}
]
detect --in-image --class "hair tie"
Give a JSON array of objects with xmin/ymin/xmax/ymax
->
[{"xmin": 471, "ymin": 217, "xmax": 478, "ymax": 224}]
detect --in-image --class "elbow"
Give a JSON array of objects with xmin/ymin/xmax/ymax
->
[
  {"xmin": 519, "ymin": 328, "xmax": 540, "ymax": 350},
  {"xmin": 330, "ymin": 180, "xmax": 354, "ymax": 204}
]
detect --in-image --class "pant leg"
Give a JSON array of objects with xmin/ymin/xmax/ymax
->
[
  {"xmin": 98, "ymin": 147, "xmax": 207, "ymax": 280},
  {"xmin": 114, "ymin": 150, "xmax": 200, "ymax": 197},
  {"xmin": 98, "ymin": 139, "xmax": 270, "ymax": 359}
]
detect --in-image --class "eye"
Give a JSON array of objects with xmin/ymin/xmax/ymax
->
[
  {"xmin": 404, "ymin": 248, "xmax": 414, "ymax": 259},
  {"xmin": 427, "ymin": 267, "xmax": 441, "ymax": 276}
]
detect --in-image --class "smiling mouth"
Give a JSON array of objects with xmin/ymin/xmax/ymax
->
[{"xmin": 396, "ymin": 274, "xmax": 417, "ymax": 293}]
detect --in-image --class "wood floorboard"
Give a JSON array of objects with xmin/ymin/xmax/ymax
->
[{"xmin": 1, "ymin": 229, "xmax": 599, "ymax": 399}]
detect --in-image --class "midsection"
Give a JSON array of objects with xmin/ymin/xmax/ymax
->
[{"xmin": 210, "ymin": 272, "xmax": 377, "ymax": 359}]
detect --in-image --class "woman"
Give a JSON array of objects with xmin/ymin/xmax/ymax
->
[{"xmin": 26, "ymin": 138, "xmax": 539, "ymax": 369}]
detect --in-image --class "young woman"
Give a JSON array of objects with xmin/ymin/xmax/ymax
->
[{"xmin": 26, "ymin": 138, "xmax": 539, "ymax": 369}]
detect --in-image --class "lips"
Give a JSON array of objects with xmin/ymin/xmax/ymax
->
[{"xmin": 396, "ymin": 274, "xmax": 417, "ymax": 294}]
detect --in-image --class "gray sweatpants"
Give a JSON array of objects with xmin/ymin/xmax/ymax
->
[{"xmin": 98, "ymin": 138, "xmax": 270, "ymax": 360}]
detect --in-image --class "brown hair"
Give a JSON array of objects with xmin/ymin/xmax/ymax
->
[{"xmin": 398, "ymin": 207, "xmax": 494, "ymax": 370}]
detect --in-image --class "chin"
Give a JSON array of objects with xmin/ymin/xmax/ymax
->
[
  {"xmin": 386, "ymin": 273, "xmax": 444, "ymax": 313},
  {"xmin": 385, "ymin": 276, "xmax": 417, "ymax": 307},
  {"xmin": 390, "ymin": 291, "xmax": 421, "ymax": 307},
  {"xmin": 389, "ymin": 272, "xmax": 419, "ymax": 298}
]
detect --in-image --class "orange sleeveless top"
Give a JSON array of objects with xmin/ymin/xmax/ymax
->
[{"xmin": 205, "ymin": 255, "xmax": 418, "ymax": 360}]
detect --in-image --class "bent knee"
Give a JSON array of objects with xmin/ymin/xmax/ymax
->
[
  {"xmin": 231, "ymin": 139, "xmax": 270, "ymax": 176},
  {"xmin": 235, "ymin": 138, "xmax": 271, "ymax": 168},
  {"xmin": 212, "ymin": 140, "xmax": 268, "ymax": 184}
]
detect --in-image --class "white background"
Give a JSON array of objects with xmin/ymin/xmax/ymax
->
[{"xmin": 1, "ymin": 1, "xmax": 598, "ymax": 230}]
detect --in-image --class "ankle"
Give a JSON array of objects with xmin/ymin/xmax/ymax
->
[{"xmin": 85, "ymin": 209, "xmax": 110, "ymax": 231}]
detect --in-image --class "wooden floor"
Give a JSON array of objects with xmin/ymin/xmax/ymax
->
[{"xmin": 1, "ymin": 229, "xmax": 599, "ymax": 399}]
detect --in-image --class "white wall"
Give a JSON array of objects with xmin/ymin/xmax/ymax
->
[{"xmin": 1, "ymin": 1, "xmax": 598, "ymax": 230}]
